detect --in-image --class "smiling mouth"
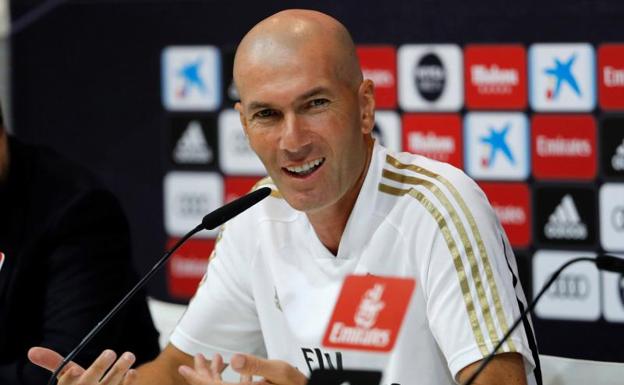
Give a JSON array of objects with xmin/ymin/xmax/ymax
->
[{"xmin": 283, "ymin": 158, "xmax": 325, "ymax": 177}]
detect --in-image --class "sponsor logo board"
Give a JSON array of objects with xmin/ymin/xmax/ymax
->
[
  {"xmin": 533, "ymin": 250, "xmax": 600, "ymax": 321},
  {"xmin": 535, "ymin": 186, "xmax": 596, "ymax": 247},
  {"xmin": 168, "ymin": 115, "xmax": 218, "ymax": 169},
  {"xmin": 373, "ymin": 111, "xmax": 402, "ymax": 153},
  {"xmin": 162, "ymin": 46, "xmax": 221, "ymax": 111},
  {"xmin": 357, "ymin": 46, "xmax": 397, "ymax": 108},
  {"xmin": 598, "ymin": 44, "xmax": 624, "ymax": 110},
  {"xmin": 224, "ymin": 177, "xmax": 262, "ymax": 203},
  {"xmin": 600, "ymin": 116, "xmax": 624, "ymax": 178},
  {"xmin": 600, "ymin": 183, "xmax": 624, "ymax": 251},
  {"xmin": 402, "ymin": 114, "xmax": 462, "ymax": 167},
  {"xmin": 322, "ymin": 275, "xmax": 415, "ymax": 352},
  {"xmin": 529, "ymin": 43, "xmax": 595, "ymax": 111},
  {"xmin": 464, "ymin": 112, "xmax": 529, "ymax": 180},
  {"xmin": 464, "ymin": 44, "xmax": 527, "ymax": 109},
  {"xmin": 602, "ymin": 254, "xmax": 624, "ymax": 322},
  {"xmin": 398, "ymin": 44, "xmax": 463, "ymax": 111},
  {"xmin": 164, "ymin": 171, "xmax": 223, "ymax": 238},
  {"xmin": 167, "ymin": 238, "xmax": 215, "ymax": 299},
  {"xmin": 218, "ymin": 109, "xmax": 266, "ymax": 175},
  {"xmin": 532, "ymin": 114, "xmax": 596, "ymax": 180},
  {"xmin": 479, "ymin": 183, "xmax": 531, "ymax": 247}
]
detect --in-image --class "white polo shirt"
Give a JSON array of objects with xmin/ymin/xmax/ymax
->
[{"xmin": 171, "ymin": 142, "xmax": 538, "ymax": 385}]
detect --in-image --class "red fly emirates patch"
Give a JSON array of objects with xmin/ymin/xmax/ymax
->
[
  {"xmin": 465, "ymin": 44, "xmax": 527, "ymax": 109},
  {"xmin": 356, "ymin": 46, "xmax": 397, "ymax": 108},
  {"xmin": 532, "ymin": 115, "xmax": 597, "ymax": 180},
  {"xmin": 402, "ymin": 114, "xmax": 462, "ymax": 168},
  {"xmin": 322, "ymin": 275, "xmax": 415, "ymax": 352}
]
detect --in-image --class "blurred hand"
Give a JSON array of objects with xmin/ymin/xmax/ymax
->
[
  {"xmin": 28, "ymin": 347, "xmax": 137, "ymax": 385},
  {"xmin": 178, "ymin": 353, "xmax": 307, "ymax": 385}
]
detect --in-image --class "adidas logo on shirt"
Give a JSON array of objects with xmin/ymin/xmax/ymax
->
[
  {"xmin": 173, "ymin": 120, "xmax": 214, "ymax": 164},
  {"xmin": 544, "ymin": 194, "xmax": 588, "ymax": 240},
  {"xmin": 612, "ymin": 139, "xmax": 624, "ymax": 171}
]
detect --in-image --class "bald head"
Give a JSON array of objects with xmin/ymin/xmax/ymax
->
[{"xmin": 233, "ymin": 10, "xmax": 362, "ymax": 98}]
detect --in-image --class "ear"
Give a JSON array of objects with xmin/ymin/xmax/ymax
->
[
  {"xmin": 235, "ymin": 102, "xmax": 249, "ymax": 135},
  {"xmin": 359, "ymin": 79, "xmax": 375, "ymax": 135}
]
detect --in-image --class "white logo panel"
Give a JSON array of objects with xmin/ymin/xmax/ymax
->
[
  {"xmin": 602, "ymin": 254, "xmax": 624, "ymax": 322},
  {"xmin": 600, "ymin": 183, "xmax": 624, "ymax": 251},
  {"xmin": 218, "ymin": 109, "xmax": 266, "ymax": 175},
  {"xmin": 164, "ymin": 172, "xmax": 223, "ymax": 238},
  {"xmin": 373, "ymin": 111, "xmax": 401, "ymax": 153},
  {"xmin": 464, "ymin": 112, "xmax": 529, "ymax": 180},
  {"xmin": 529, "ymin": 43, "xmax": 595, "ymax": 111},
  {"xmin": 533, "ymin": 250, "xmax": 600, "ymax": 321},
  {"xmin": 162, "ymin": 46, "xmax": 221, "ymax": 111},
  {"xmin": 398, "ymin": 44, "xmax": 463, "ymax": 111}
]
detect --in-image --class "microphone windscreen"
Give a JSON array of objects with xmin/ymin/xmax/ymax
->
[
  {"xmin": 201, "ymin": 187, "xmax": 272, "ymax": 230},
  {"xmin": 596, "ymin": 254, "xmax": 624, "ymax": 273}
]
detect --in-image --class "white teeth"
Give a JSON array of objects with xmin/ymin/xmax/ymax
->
[{"xmin": 286, "ymin": 158, "xmax": 324, "ymax": 175}]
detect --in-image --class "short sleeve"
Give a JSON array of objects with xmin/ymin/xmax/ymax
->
[
  {"xmin": 417, "ymin": 170, "xmax": 536, "ymax": 379},
  {"xmin": 170, "ymin": 221, "xmax": 266, "ymax": 362}
]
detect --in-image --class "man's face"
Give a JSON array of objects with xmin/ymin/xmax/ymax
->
[{"xmin": 235, "ymin": 48, "xmax": 374, "ymax": 213}]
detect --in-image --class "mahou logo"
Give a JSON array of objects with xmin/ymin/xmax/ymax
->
[
  {"xmin": 323, "ymin": 275, "xmax": 415, "ymax": 352},
  {"xmin": 532, "ymin": 115, "xmax": 596, "ymax": 180},
  {"xmin": 465, "ymin": 45, "xmax": 527, "ymax": 109},
  {"xmin": 402, "ymin": 114, "xmax": 462, "ymax": 168}
]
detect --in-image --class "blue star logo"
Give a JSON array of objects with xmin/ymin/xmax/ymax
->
[
  {"xmin": 480, "ymin": 123, "xmax": 515, "ymax": 167},
  {"xmin": 177, "ymin": 58, "xmax": 207, "ymax": 97},
  {"xmin": 544, "ymin": 54, "xmax": 581, "ymax": 99}
]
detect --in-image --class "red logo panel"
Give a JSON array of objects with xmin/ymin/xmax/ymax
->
[
  {"xmin": 479, "ymin": 183, "xmax": 531, "ymax": 248},
  {"xmin": 532, "ymin": 115, "xmax": 597, "ymax": 180},
  {"xmin": 323, "ymin": 275, "xmax": 415, "ymax": 352},
  {"xmin": 465, "ymin": 44, "xmax": 527, "ymax": 109},
  {"xmin": 356, "ymin": 46, "xmax": 397, "ymax": 108},
  {"xmin": 598, "ymin": 44, "xmax": 624, "ymax": 110},
  {"xmin": 224, "ymin": 177, "xmax": 261, "ymax": 203},
  {"xmin": 402, "ymin": 114, "xmax": 462, "ymax": 168},
  {"xmin": 167, "ymin": 238, "xmax": 215, "ymax": 300}
]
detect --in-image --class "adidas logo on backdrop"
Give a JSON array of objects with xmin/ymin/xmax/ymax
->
[
  {"xmin": 544, "ymin": 194, "xmax": 588, "ymax": 240},
  {"xmin": 174, "ymin": 120, "xmax": 214, "ymax": 164}
]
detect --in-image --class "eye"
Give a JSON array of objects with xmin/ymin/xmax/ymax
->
[
  {"xmin": 309, "ymin": 98, "xmax": 329, "ymax": 108},
  {"xmin": 253, "ymin": 109, "xmax": 277, "ymax": 119}
]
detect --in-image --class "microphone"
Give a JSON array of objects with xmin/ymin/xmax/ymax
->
[
  {"xmin": 47, "ymin": 187, "xmax": 272, "ymax": 385},
  {"xmin": 462, "ymin": 254, "xmax": 624, "ymax": 385}
]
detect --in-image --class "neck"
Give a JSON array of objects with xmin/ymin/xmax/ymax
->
[{"xmin": 307, "ymin": 138, "xmax": 374, "ymax": 255}]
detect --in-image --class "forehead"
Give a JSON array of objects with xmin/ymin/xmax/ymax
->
[{"xmin": 236, "ymin": 46, "xmax": 344, "ymax": 107}]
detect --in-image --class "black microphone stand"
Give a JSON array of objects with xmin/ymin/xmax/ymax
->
[
  {"xmin": 463, "ymin": 256, "xmax": 604, "ymax": 385},
  {"xmin": 47, "ymin": 187, "xmax": 271, "ymax": 385}
]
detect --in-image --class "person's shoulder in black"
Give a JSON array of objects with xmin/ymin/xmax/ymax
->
[{"xmin": 0, "ymin": 136, "xmax": 159, "ymax": 385}]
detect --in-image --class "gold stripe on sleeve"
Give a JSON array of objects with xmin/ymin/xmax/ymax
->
[
  {"xmin": 381, "ymin": 169, "xmax": 504, "ymax": 352},
  {"xmin": 384, "ymin": 154, "xmax": 515, "ymax": 353},
  {"xmin": 378, "ymin": 183, "xmax": 489, "ymax": 356}
]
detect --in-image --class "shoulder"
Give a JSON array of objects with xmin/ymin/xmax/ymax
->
[
  {"xmin": 221, "ymin": 176, "xmax": 299, "ymax": 237},
  {"xmin": 379, "ymin": 150, "xmax": 489, "ymax": 214}
]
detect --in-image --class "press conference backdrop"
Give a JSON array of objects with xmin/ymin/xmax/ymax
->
[{"xmin": 10, "ymin": 0, "xmax": 624, "ymax": 362}]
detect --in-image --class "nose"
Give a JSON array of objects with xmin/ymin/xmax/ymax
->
[{"xmin": 280, "ymin": 112, "xmax": 311, "ymax": 158}]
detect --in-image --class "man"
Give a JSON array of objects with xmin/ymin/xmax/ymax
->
[
  {"xmin": 29, "ymin": 9, "xmax": 540, "ymax": 385},
  {"xmin": 0, "ymin": 108, "xmax": 160, "ymax": 384}
]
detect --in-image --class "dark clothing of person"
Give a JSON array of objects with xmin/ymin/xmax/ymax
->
[{"xmin": 0, "ymin": 137, "xmax": 160, "ymax": 384}]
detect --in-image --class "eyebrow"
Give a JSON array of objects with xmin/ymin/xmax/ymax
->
[{"xmin": 246, "ymin": 86, "xmax": 332, "ymax": 112}]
